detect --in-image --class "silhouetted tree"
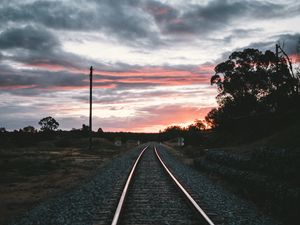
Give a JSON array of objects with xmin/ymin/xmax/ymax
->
[
  {"xmin": 187, "ymin": 120, "xmax": 206, "ymax": 132},
  {"xmin": 208, "ymin": 48, "xmax": 299, "ymax": 128},
  {"xmin": 38, "ymin": 116, "xmax": 59, "ymax": 131},
  {"xmin": 161, "ymin": 125, "xmax": 184, "ymax": 140},
  {"xmin": 0, "ymin": 127, "xmax": 6, "ymax": 133},
  {"xmin": 194, "ymin": 119, "xmax": 206, "ymax": 130},
  {"xmin": 205, "ymin": 108, "xmax": 222, "ymax": 129},
  {"xmin": 81, "ymin": 124, "xmax": 90, "ymax": 132},
  {"xmin": 21, "ymin": 125, "xmax": 36, "ymax": 133},
  {"xmin": 164, "ymin": 125, "xmax": 184, "ymax": 133}
]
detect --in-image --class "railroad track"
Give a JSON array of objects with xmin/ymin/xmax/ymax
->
[{"xmin": 111, "ymin": 144, "xmax": 215, "ymax": 225}]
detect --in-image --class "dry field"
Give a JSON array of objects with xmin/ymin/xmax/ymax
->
[{"xmin": 0, "ymin": 138, "xmax": 129, "ymax": 225}]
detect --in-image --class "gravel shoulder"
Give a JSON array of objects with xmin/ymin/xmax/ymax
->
[{"xmin": 157, "ymin": 144, "xmax": 282, "ymax": 225}]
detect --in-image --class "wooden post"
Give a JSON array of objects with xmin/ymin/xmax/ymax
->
[{"xmin": 89, "ymin": 66, "xmax": 93, "ymax": 150}]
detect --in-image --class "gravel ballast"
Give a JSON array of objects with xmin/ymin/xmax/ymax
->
[
  {"xmin": 9, "ymin": 143, "xmax": 282, "ymax": 225},
  {"xmin": 121, "ymin": 146, "xmax": 200, "ymax": 225}
]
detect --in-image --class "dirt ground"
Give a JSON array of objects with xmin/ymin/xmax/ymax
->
[{"xmin": 0, "ymin": 143, "xmax": 129, "ymax": 225}]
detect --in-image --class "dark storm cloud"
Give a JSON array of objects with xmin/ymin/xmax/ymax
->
[
  {"xmin": 244, "ymin": 33, "xmax": 300, "ymax": 54},
  {"xmin": 0, "ymin": 1, "xmax": 164, "ymax": 68},
  {"xmin": 0, "ymin": 25, "xmax": 112, "ymax": 71},
  {"xmin": 0, "ymin": 1, "xmax": 93, "ymax": 30},
  {"xmin": 145, "ymin": 0, "xmax": 300, "ymax": 36},
  {"xmin": 216, "ymin": 28, "xmax": 263, "ymax": 43},
  {"xmin": 0, "ymin": 25, "xmax": 59, "ymax": 51},
  {"xmin": 1, "ymin": 0, "xmax": 298, "ymax": 47},
  {"xmin": 0, "ymin": 65, "xmax": 85, "ymax": 89},
  {"xmin": 0, "ymin": 25, "xmax": 88, "ymax": 70},
  {"xmin": 274, "ymin": 33, "xmax": 300, "ymax": 55},
  {"xmin": 144, "ymin": 0, "xmax": 179, "ymax": 24},
  {"xmin": 230, "ymin": 28, "xmax": 263, "ymax": 37},
  {"xmin": 215, "ymin": 33, "xmax": 300, "ymax": 65},
  {"xmin": 0, "ymin": 0, "xmax": 160, "ymax": 46},
  {"xmin": 8, "ymin": 48, "xmax": 94, "ymax": 70}
]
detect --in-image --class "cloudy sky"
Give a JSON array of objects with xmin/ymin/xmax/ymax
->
[{"xmin": 0, "ymin": 0, "xmax": 299, "ymax": 132}]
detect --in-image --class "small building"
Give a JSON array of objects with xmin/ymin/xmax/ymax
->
[
  {"xmin": 126, "ymin": 140, "xmax": 140, "ymax": 147},
  {"xmin": 177, "ymin": 137, "xmax": 184, "ymax": 147},
  {"xmin": 126, "ymin": 140, "xmax": 136, "ymax": 147},
  {"xmin": 114, "ymin": 138, "xmax": 122, "ymax": 147}
]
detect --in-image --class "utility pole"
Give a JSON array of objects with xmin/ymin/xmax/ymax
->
[
  {"xmin": 89, "ymin": 66, "xmax": 93, "ymax": 150},
  {"xmin": 275, "ymin": 44, "xmax": 280, "ymax": 91},
  {"xmin": 275, "ymin": 44, "xmax": 279, "ymax": 67},
  {"xmin": 276, "ymin": 43, "xmax": 297, "ymax": 93}
]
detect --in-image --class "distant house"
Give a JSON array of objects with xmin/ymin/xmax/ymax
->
[{"xmin": 177, "ymin": 137, "xmax": 184, "ymax": 147}]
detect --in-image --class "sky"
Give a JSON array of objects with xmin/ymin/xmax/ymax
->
[{"xmin": 0, "ymin": 0, "xmax": 300, "ymax": 132}]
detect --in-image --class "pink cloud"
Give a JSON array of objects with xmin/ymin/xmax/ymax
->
[
  {"xmin": 12, "ymin": 63, "xmax": 213, "ymax": 91},
  {"xmin": 290, "ymin": 54, "xmax": 300, "ymax": 63}
]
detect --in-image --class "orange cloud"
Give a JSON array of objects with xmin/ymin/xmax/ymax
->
[{"xmin": 103, "ymin": 105, "xmax": 213, "ymax": 132}]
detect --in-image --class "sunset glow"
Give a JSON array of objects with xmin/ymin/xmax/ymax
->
[{"xmin": 0, "ymin": 0, "xmax": 299, "ymax": 132}]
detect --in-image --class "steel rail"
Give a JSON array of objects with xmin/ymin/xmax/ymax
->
[
  {"xmin": 111, "ymin": 145, "xmax": 149, "ymax": 225},
  {"xmin": 154, "ymin": 146, "xmax": 215, "ymax": 225}
]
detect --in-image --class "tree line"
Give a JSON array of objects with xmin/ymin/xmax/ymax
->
[
  {"xmin": 0, "ymin": 116, "xmax": 60, "ymax": 133},
  {"xmin": 0, "ymin": 117, "xmax": 102, "ymax": 134}
]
